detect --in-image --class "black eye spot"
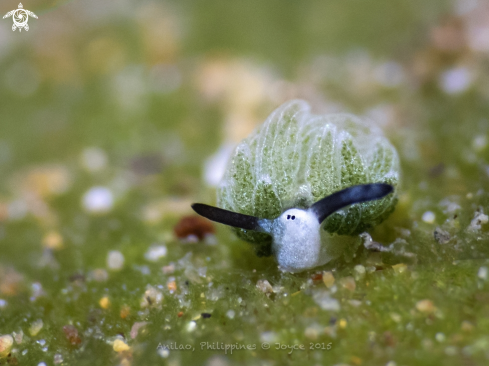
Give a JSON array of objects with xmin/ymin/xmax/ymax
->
[
  {"xmin": 292, "ymin": 216, "xmax": 295, "ymax": 220},
  {"xmin": 287, "ymin": 215, "xmax": 290, "ymax": 220}
]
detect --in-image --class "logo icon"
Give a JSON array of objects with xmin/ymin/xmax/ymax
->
[{"xmin": 3, "ymin": 3, "xmax": 37, "ymax": 32}]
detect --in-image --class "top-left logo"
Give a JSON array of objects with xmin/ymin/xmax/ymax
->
[{"xmin": 3, "ymin": 3, "xmax": 38, "ymax": 32}]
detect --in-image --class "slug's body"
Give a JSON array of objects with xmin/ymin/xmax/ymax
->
[
  {"xmin": 193, "ymin": 183, "xmax": 393, "ymax": 272},
  {"xmin": 192, "ymin": 100, "xmax": 400, "ymax": 272}
]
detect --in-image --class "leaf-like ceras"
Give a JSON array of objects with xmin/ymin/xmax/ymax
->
[{"xmin": 217, "ymin": 100, "xmax": 400, "ymax": 256}]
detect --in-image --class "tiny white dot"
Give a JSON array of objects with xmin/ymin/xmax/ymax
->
[
  {"xmin": 422, "ymin": 211, "xmax": 436, "ymax": 224},
  {"xmin": 82, "ymin": 186, "xmax": 114, "ymax": 214}
]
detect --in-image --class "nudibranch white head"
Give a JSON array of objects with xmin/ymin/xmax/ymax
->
[{"xmin": 192, "ymin": 183, "xmax": 393, "ymax": 272}]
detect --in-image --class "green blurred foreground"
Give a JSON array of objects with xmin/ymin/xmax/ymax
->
[{"xmin": 0, "ymin": 0, "xmax": 489, "ymax": 365}]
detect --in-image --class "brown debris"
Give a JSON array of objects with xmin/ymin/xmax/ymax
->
[
  {"xmin": 430, "ymin": 16, "xmax": 466, "ymax": 52},
  {"xmin": 173, "ymin": 215, "xmax": 215, "ymax": 241},
  {"xmin": 0, "ymin": 267, "xmax": 24, "ymax": 296},
  {"xmin": 69, "ymin": 273, "xmax": 86, "ymax": 284},
  {"xmin": 311, "ymin": 273, "xmax": 323, "ymax": 282},
  {"xmin": 383, "ymin": 331, "xmax": 397, "ymax": 347},
  {"xmin": 120, "ymin": 305, "xmax": 131, "ymax": 319},
  {"xmin": 428, "ymin": 163, "xmax": 445, "ymax": 178},
  {"xmin": 63, "ymin": 325, "xmax": 82, "ymax": 346},
  {"xmin": 130, "ymin": 154, "xmax": 164, "ymax": 176}
]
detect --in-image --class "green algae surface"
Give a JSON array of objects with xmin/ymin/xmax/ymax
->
[{"xmin": 1, "ymin": 0, "xmax": 489, "ymax": 365}]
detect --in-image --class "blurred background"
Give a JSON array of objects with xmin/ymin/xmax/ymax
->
[
  {"xmin": 1, "ymin": 0, "xmax": 489, "ymax": 365},
  {"xmin": 1, "ymin": 0, "xmax": 488, "ymax": 212}
]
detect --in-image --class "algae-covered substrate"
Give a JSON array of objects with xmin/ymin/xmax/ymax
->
[{"xmin": 1, "ymin": 0, "xmax": 489, "ymax": 365}]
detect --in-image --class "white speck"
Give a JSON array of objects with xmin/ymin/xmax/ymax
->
[
  {"xmin": 206, "ymin": 355, "xmax": 230, "ymax": 366},
  {"xmin": 422, "ymin": 211, "xmax": 436, "ymax": 224},
  {"xmin": 304, "ymin": 323, "xmax": 323, "ymax": 340},
  {"xmin": 107, "ymin": 250, "xmax": 124, "ymax": 270},
  {"xmin": 81, "ymin": 147, "xmax": 108, "ymax": 172},
  {"xmin": 472, "ymin": 136, "xmax": 487, "ymax": 152},
  {"xmin": 31, "ymin": 282, "xmax": 44, "ymax": 301},
  {"xmin": 182, "ymin": 234, "xmax": 199, "ymax": 243},
  {"xmin": 198, "ymin": 267, "xmax": 207, "ymax": 278},
  {"xmin": 348, "ymin": 299, "xmax": 362, "ymax": 307},
  {"xmin": 158, "ymin": 347, "xmax": 170, "ymax": 358},
  {"xmin": 439, "ymin": 199, "xmax": 461, "ymax": 214},
  {"xmin": 354, "ymin": 264, "xmax": 366, "ymax": 276},
  {"xmin": 439, "ymin": 67, "xmax": 473, "ymax": 95},
  {"xmin": 385, "ymin": 361, "xmax": 397, "ymax": 366},
  {"xmin": 54, "ymin": 354, "xmax": 63, "ymax": 364},
  {"xmin": 435, "ymin": 332, "xmax": 446, "ymax": 342},
  {"xmin": 478, "ymin": 267, "xmax": 488, "ymax": 280},
  {"xmin": 256, "ymin": 279, "xmax": 274, "ymax": 294},
  {"xmin": 144, "ymin": 244, "xmax": 167, "ymax": 262},
  {"xmin": 37, "ymin": 339, "xmax": 46, "ymax": 346},
  {"xmin": 12, "ymin": 330, "xmax": 23, "ymax": 345},
  {"xmin": 82, "ymin": 186, "xmax": 114, "ymax": 214},
  {"xmin": 469, "ymin": 211, "xmax": 489, "ymax": 231},
  {"xmin": 204, "ymin": 234, "xmax": 217, "ymax": 245},
  {"xmin": 226, "ymin": 310, "xmax": 235, "ymax": 319},
  {"xmin": 204, "ymin": 144, "xmax": 234, "ymax": 187},
  {"xmin": 0, "ymin": 299, "xmax": 7, "ymax": 308},
  {"xmin": 312, "ymin": 290, "xmax": 340, "ymax": 311},
  {"xmin": 260, "ymin": 331, "xmax": 278, "ymax": 343},
  {"xmin": 186, "ymin": 321, "xmax": 197, "ymax": 332},
  {"xmin": 38, "ymin": 363, "xmax": 47, "ymax": 366}
]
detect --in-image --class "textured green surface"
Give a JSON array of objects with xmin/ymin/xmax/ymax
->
[{"xmin": 217, "ymin": 100, "xmax": 400, "ymax": 254}]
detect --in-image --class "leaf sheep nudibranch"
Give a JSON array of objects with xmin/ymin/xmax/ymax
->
[{"xmin": 193, "ymin": 100, "xmax": 400, "ymax": 272}]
